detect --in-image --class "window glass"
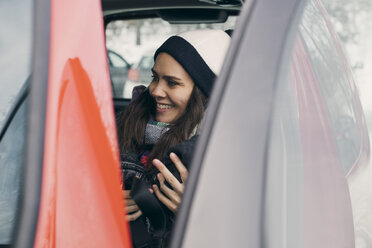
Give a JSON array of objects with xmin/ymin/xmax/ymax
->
[
  {"xmin": 108, "ymin": 51, "xmax": 129, "ymax": 68},
  {"xmin": 265, "ymin": 0, "xmax": 359, "ymax": 246},
  {"xmin": 0, "ymin": 98, "xmax": 27, "ymax": 244},
  {"xmin": 0, "ymin": 0, "xmax": 32, "ymax": 244},
  {"xmin": 324, "ymin": 1, "xmax": 372, "ymax": 247},
  {"xmin": 139, "ymin": 56, "xmax": 153, "ymax": 70},
  {"xmin": 299, "ymin": 1, "xmax": 360, "ymax": 175},
  {"xmin": 106, "ymin": 16, "xmax": 237, "ymax": 99},
  {"xmin": 0, "ymin": 0, "xmax": 32, "ymax": 129}
]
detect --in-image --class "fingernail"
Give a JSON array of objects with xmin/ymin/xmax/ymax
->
[
  {"xmin": 153, "ymin": 159, "xmax": 159, "ymax": 165},
  {"xmin": 170, "ymin": 152, "xmax": 175, "ymax": 158},
  {"xmin": 157, "ymin": 173, "xmax": 163, "ymax": 180}
]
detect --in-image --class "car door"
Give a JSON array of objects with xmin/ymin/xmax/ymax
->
[
  {"xmin": 172, "ymin": 0, "xmax": 361, "ymax": 247},
  {"xmin": 171, "ymin": 0, "xmax": 300, "ymax": 246},
  {"xmin": 13, "ymin": 0, "xmax": 131, "ymax": 247}
]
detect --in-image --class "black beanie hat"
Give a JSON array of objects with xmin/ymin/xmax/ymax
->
[{"xmin": 154, "ymin": 29, "xmax": 231, "ymax": 97}]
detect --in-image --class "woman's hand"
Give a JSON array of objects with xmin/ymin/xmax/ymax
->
[
  {"xmin": 123, "ymin": 190, "xmax": 142, "ymax": 221},
  {"xmin": 152, "ymin": 152, "xmax": 188, "ymax": 213}
]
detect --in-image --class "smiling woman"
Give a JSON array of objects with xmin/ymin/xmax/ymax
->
[
  {"xmin": 150, "ymin": 53, "xmax": 195, "ymax": 124},
  {"xmin": 117, "ymin": 29, "xmax": 231, "ymax": 247}
]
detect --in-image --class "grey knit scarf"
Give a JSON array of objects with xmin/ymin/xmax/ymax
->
[{"xmin": 144, "ymin": 120, "xmax": 170, "ymax": 145}]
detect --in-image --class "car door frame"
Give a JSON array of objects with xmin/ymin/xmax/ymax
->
[
  {"xmin": 171, "ymin": 0, "xmax": 306, "ymax": 246},
  {"xmin": 13, "ymin": 0, "xmax": 50, "ymax": 246}
]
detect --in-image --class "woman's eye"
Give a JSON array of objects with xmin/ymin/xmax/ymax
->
[{"xmin": 168, "ymin": 80, "xmax": 178, "ymax": 87}]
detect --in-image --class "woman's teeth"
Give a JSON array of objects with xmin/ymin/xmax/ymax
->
[{"xmin": 157, "ymin": 104, "xmax": 172, "ymax": 109}]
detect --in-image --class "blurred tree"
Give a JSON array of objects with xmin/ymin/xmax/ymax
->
[{"xmin": 136, "ymin": 20, "xmax": 143, "ymax": 45}]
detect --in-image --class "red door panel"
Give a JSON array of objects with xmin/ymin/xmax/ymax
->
[{"xmin": 34, "ymin": 0, "xmax": 131, "ymax": 247}]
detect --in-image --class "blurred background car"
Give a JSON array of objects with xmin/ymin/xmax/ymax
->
[
  {"xmin": 122, "ymin": 49, "xmax": 155, "ymax": 98},
  {"xmin": 107, "ymin": 49, "xmax": 131, "ymax": 98}
]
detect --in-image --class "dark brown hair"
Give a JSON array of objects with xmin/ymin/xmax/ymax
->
[{"xmin": 118, "ymin": 86, "xmax": 207, "ymax": 167}]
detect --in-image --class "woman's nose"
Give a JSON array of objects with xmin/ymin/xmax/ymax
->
[{"xmin": 151, "ymin": 82, "xmax": 166, "ymax": 98}]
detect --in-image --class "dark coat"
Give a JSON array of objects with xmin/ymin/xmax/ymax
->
[{"xmin": 121, "ymin": 135, "xmax": 198, "ymax": 248}]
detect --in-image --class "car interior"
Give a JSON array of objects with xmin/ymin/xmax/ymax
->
[
  {"xmin": 101, "ymin": 0, "xmax": 241, "ymax": 242},
  {"xmin": 101, "ymin": 0, "xmax": 241, "ymax": 115}
]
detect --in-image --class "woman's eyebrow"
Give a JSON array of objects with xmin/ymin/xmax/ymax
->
[
  {"xmin": 163, "ymin": 75, "xmax": 182, "ymax": 81},
  {"xmin": 151, "ymin": 68, "xmax": 182, "ymax": 81}
]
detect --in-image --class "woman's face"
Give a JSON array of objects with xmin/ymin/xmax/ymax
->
[{"xmin": 149, "ymin": 53, "xmax": 194, "ymax": 123}]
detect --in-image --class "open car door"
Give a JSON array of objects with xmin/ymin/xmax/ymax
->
[{"xmin": 14, "ymin": 0, "xmax": 131, "ymax": 247}]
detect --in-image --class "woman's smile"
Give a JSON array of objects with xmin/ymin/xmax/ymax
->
[{"xmin": 156, "ymin": 103, "xmax": 174, "ymax": 112}]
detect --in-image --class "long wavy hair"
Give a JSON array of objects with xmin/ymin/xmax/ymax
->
[{"xmin": 118, "ymin": 85, "xmax": 207, "ymax": 167}]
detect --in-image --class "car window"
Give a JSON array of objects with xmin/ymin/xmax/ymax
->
[
  {"xmin": 0, "ymin": 97, "xmax": 28, "ymax": 245},
  {"xmin": 0, "ymin": 0, "xmax": 32, "ymax": 130},
  {"xmin": 138, "ymin": 56, "xmax": 153, "ymax": 70},
  {"xmin": 106, "ymin": 16, "xmax": 237, "ymax": 100},
  {"xmin": 108, "ymin": 51, "xmax": 129, "ymax": 68},
  {"xmin": 264, "ymin": 0, "xmax": 358, "ymax": 246},
  {"xmin": 0, "ymin": 0, "xmax": 32, "ymax": 245},
  {"xmin": 299, "ymin": 2, "xmax": 361, "ymax": 175}
]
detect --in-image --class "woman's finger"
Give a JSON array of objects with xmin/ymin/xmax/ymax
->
[
  {"xmin": 157, "ymin": 174, "xmax": 181, "ymax": 205},
  {"xmin": 169, "ymin": 152, "xmax": 188, "ymax": 183},
  {"xmin": 153, "ymin": 184, "xmax": 178, "ymax": 213},
  {"xmin": 123, "ymin": 190, "xmax": 131, "ymax": 199},
  {"xmin": 123, "ymin": 190, "xmax": 137, "ymax": 206},
  {"xmin": 126, "ymin": 210, "xmax": 142, "ymax": 222},
  {"xmin": 152, "ymin": 159, "xmax": 181, "ymax": 190},
  {"xmin": 126, "ymin": 203, "xmax": 139, "ymax": 213},
  {"xmin": 125, "ymin": 198, "xmax": 136, "ymax": 206}
]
